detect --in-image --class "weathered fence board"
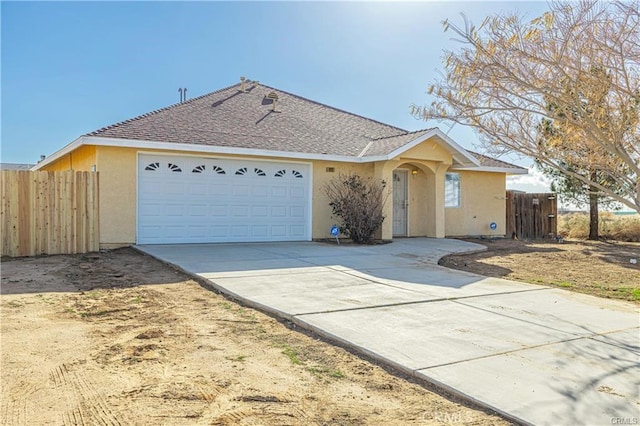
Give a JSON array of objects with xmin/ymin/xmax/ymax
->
[
  {"xmin": 1, "ymin": 171, "xmax": 99, "ymax": 257},
  {"xmin": 506, "ymin": 191, "xmax": 557, "ymax": 239}
]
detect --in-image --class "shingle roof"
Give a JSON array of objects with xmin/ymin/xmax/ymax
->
[
  {"xmin": 84, "ymin": 80, "xmax": 521, "ymax": 171},
  {"xmin": 359, "ymin": 129, "xmax": 434, "ymax": 157},
  {"xmin": 0, "ymin": 163, "xmax": 34, "ymax": 170},
  {"xmin": 468, "ymin": 151, "xmax": 527, "ymax": 171},
  {"xmin": 87, "ymin": 81, "xmax": 407, "ymax": 157}
]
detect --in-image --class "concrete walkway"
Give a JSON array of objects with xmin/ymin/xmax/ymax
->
[{"xmin": 137, "ymin": 239, "xmax": 640, "ymax": 425}]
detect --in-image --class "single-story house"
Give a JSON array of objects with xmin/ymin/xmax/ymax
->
[{"xmin": 33, "ymin": 78, "xmax": 526, "ymax": 248}]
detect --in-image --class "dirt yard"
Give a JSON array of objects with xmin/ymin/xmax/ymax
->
[
  {"xmin": 439, "ymin": 238, "xmax": 640, "ymax": 303},
  {"xmin": 1, "ymin": 248, "xmax": 507, "ymax": 426}
]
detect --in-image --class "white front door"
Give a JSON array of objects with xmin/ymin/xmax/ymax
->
[
  {"xmin": 137, "ymin": 154, "xmax": 311, "ymax": 244},
  {"xmin": 392, "ymin": 170, "xmax": 408, "ymax": 237}
]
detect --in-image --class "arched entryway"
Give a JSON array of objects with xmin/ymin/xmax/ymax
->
[{"xmin": 392, "ymin": 162, "xmax": 439, "ymax": 238}]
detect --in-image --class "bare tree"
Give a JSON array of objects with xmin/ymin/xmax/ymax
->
[
  {"xmin": 323, "ymin": 173, "xmax": 388, "ymax": 244},
  {"xmin": 412, "ymin": 0, "xmax": 640, "ymax": 212}
]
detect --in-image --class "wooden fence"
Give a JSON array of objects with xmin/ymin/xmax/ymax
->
[
  {"xmin": 1, "ymin": 171, "xmax": 99, "ymax": 257},
  {"xmin": 506, "ymin": 191, "xmax": 557, "ymax": 239}
]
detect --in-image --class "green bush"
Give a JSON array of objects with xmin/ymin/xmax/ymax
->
[{"xmin": 558, "ymin": 213, "xmax": 640, "ymax": 241}]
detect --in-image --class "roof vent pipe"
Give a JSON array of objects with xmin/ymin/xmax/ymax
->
[
  {"xmin": 178, "ymin": 88, "xmax": 187, "ymax": 103},
  {"xmin": 266, "ymin": 91, "xmax": 279, "ymax": 111},
  {"xmin": 240, "ymin": 76, "xmax": 246, "ymax": 92}
]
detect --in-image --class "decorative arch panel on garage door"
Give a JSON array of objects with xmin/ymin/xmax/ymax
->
[{"xmin": 137, "ymin": 154, "xmax": 311, "ymax": 244}]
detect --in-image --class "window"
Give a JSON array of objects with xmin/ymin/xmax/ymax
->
[
  {"xmin": 445, "ymin": 173, "xmax": 460, "ymax": 208},
  {"xmin": 145, "ymin": 162, "xmax": 160, "ymax": 171}
]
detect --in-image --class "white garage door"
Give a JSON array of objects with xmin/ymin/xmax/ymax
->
[{"xmin": 137, "ymin": 154, "xmax": 311, "ymax": 244}]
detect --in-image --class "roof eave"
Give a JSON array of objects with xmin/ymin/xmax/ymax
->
[
  {"xmin": 450, "ymin": 165, "xmax": 529, "ymax": 175},
  {"xmin": 33, "ymin": 132, "xmax": 509, "ymax": 170},
  {"xmin": 45, "ymin": 136, "xmax": 388, "ymax": 164},
  {"xmin": 31, "ymin": 137, "xmax": 85, "ymax": 171}
]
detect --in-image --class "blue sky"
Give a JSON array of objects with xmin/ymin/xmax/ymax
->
[{"xmin": 2, "ymin": 1, "xmax": 551, "ymax": 191}]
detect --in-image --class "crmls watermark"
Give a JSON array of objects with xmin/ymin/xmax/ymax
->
[
  {"xmin": 611, "ymin": 417, "xmax": 638, "ymax": 425},
  {"xmin": 423, "ymin": 411, "xmax": 475, "ymax": 423}
]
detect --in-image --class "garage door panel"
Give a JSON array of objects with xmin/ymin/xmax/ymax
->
[
  {"xmin": 252, "ymin": 206, "xmax": 268, "ymax": 217},
  {"xmin": 290, "ymin": 206, "xmax": 305, "ymax": 218},
  {"xmin": 290, "ymin": 225, "xmax": 306, "ymax": 237},
  {"xmin": 271, "ymin": 186, "xmax": 287, "ymax": 198},
  {"xmin": 271, "ymin": 206, "xmax": 287, "ymax": 217},
  {"xmin": 232, "ymin": 185, "xmax": 249, "ymax": 196},
  {"xmin": 139, "ymin": 181, "xmax": 164, "ymax": 194},
  {"xmin": 252, "ymin": 185, "xmax": 269, "ymax": 197},
  {"xmin": 138, "ymin": 155, "xmax": 310, "ymax": 244},
  {"xmin": 186, "ymin": 225, "xmax": 207, "ymax": 238},
  {"xmin": 188, "ymin": 205, "xmax": 207, "ymax": 216},
  {"xmin": 210, "ymin": 205, "xmax": 227, "ymax": 216},
  {"xmin": 252, "ymin": 226, "xmax": 268, "ymax": 237},
  {"xmin": 139, "ymin": 225, "xmax": 162, "ymax": 239},
  {"xmin": 231, "ymin": 225, "xmax": 249, "ymax": 237},
  {"xmin": 165, "ymin": 204, "xmax": 184, "ymax": 216},
  {"xmin": 290, "ymin": 187, "xmax": 306, "ymax": 198},
  {"xmin": 271, "ymin": 226, "xmax": 287, "ymax": 237},
  {"xmin": 165, "ymin": 182, "xmax": 185, "ymax": 194},
  {"xmin": 209, "ymin": 184, "xmax": 229, "ymax": 196},
  {"xmin": 210, "ymin": 226, "xmax": 228, "ymax": 238},
  {"xmin": 164, "ymin": 226, "xmax": 185, "ymax": 238},
  {"xmin": 231, "ymin": 206, "xmax": 249, "ymax": 217},
  {"xmin": 139, "ymin": 203, "xmax": 163, "ymax": 216},
  {"xmin": 189, "ymin": 183, "xmax": 207, "ymax": 196}
]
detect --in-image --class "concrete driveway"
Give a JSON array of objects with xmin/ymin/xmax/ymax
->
[{"xmin": 137, "ymin": 239, "xmax": 640, "ymax": 425}]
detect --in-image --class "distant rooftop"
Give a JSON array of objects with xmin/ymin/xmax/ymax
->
[{"xmin": 0, "ymin": 163, "xmax": 34, "ymax": 171}]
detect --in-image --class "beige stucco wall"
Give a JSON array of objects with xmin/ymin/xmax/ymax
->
[
  {"xmin": 42, "ymin": 145, "xmax": 96, "ymax": 172},
  {"xmin": 311, "ymin": 161, "xmax": 375, "ymax": 239},
  {"xmin": 400, "ymin": 138, "xmax": 453, "ymax": 163},
  {"xmin": 94, "ymin": 146, "xmax": 137, "ymax": 247},
  {"xmin": 444, "ymin": 170, "xmax": 506, "ymax": 237}
]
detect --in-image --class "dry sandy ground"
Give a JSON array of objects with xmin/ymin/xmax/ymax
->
[
  {"xmin": 1, "ymin": 248, "xmax": 507, "ymax": 426},
  {"xmin": 440, "ymin": 238, "xmax": 640, "ymax": 303}
]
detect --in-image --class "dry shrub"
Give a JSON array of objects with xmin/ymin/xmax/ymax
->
[
  {"xmin": 323, "ymin": 173, "xmax": 389, "ymax": 244},
  {"xmin": 602, "ymin": 214, "xmax": 640, "ymax": 242},
  {"xmin": 558, "ymin": 214, "xmax": 590, "ymax": 239},
  {"xmin": 558, "ymin": 213, "xmax": 640, "ymax": 241}
]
